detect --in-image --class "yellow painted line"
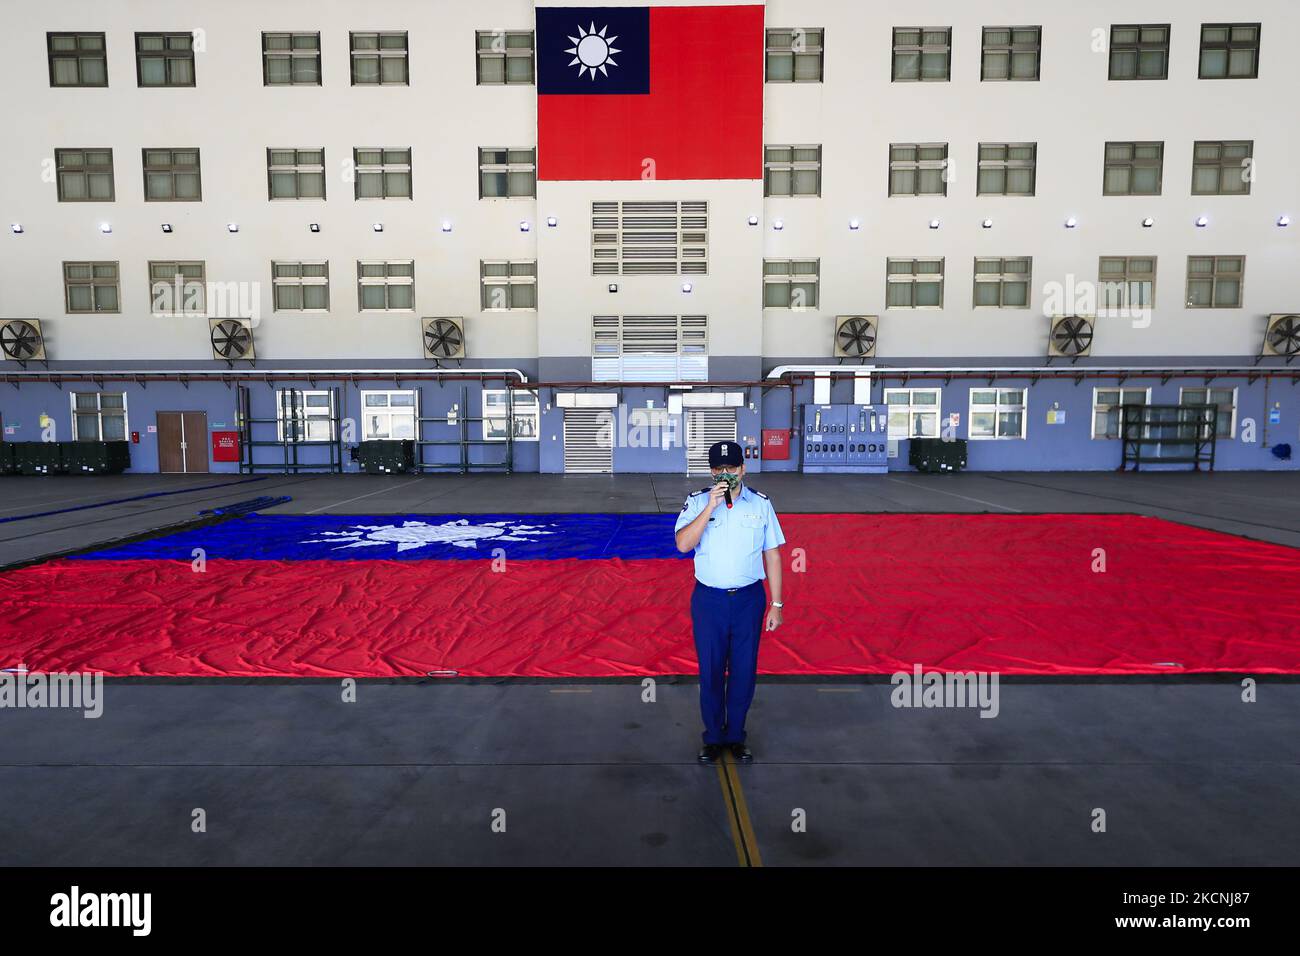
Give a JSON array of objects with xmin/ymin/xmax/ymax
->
[
  {"xmin": 716, "ymin": 760, "xmax": 748, "ymax": 866},
  {"xmin": 717, "ymin": 751, "xmax": 763, "ymax": 867}
]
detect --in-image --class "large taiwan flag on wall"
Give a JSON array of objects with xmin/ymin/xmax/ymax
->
[{"xmin": 536, "ymin": 4, "xmax": 765, "ymax": 180}]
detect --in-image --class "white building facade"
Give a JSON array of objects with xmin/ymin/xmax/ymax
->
[{"xmin": 1, "ymin": 0, "xmax": 1297, "ymax": 473}]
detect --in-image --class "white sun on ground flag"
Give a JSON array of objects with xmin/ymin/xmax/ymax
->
[{"xmin": 566, "ymin": 22, "xmax": 621, "ymax": 79}]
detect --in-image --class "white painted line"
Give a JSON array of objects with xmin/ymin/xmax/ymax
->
[
  {"xmin": 304, "ymin": 476, "xmax": 428, "ymax": 514},
  {"xmin": 883, "ymin": 477, "xmax": 1021, "ymax": 513}
]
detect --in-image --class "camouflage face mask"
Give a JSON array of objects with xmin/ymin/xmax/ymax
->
[{"xmin": 717, "ymin": 472, "xmax": 740, "ymax": 492}]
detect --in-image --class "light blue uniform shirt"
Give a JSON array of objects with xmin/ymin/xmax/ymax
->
[{"xmin": 674, "ymin": 483, "xmax": 786, "ymax": 589}]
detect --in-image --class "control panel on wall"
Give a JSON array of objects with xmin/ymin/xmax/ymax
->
[{"xmin": 800, "ymin": 404, "xmax": 889, "ymax": 474}]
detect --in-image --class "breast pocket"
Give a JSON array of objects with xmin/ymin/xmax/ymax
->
[{"xmin": 741, "ymin": 513, "xmax": 765, "ymax": 549}]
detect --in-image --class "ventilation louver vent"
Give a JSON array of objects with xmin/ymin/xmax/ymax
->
[{"xmin": 591, "ymin": 200, "xmax": 708, "ymax": 276}]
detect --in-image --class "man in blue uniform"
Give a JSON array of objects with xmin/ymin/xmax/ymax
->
[{"xmin": 674, "ymin": 440, "xmax": 785, "ymax": 764}]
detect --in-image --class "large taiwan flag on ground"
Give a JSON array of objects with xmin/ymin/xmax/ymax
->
[{"xmin": 536, "ymin": 4, "xmax": 765, "ymax": 180}]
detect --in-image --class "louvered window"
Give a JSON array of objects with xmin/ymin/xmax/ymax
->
[
  {"xmin": 592, "ymin": 315, "xmax": 708, "ymax": 382},
  {"xmin": 591, "ymin": 200, "xmax": 708, "ymax": 276}
]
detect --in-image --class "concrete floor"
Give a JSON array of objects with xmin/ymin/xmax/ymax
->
[{"xmin": 1, "ymin": 470, "xmax": 1297, "ymax": 865}]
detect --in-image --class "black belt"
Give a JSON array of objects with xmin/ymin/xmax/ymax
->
[{"xmin": 695, "ymin": 579, "xmax": 762, "ymax": 594}]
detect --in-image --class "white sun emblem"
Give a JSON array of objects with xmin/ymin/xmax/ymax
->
[
  {"xmin": 565, "ymin": 22, "xmax": 620, "ymax": 80},
  {"xmin": 302, "ymin": 518, "xmax": 557, "ymax": 553}
]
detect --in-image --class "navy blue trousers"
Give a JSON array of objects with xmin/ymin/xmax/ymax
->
[{"xmin": 690, "ymin": 579, "xmax": 766, "ymax": 745}]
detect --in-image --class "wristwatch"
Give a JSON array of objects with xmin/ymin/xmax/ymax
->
[{"xmin": 771, "ymin": 601, "xmax": 784, "ymax": 608}]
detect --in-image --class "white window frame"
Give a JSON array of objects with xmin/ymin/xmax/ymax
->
[
  {"xmin": 360, "ymin": 389, "xmax": 418, "ymax": 441},
  {"xmin": 482, "ymin": 389, "xmax": 540, "ymax": 442},
  {"xmin": 275, "ymin": 389, "xmax": 335, "ymax": 443},
  {"xmin": 480, "ymin": 260, "xmax": 537, "ymax": 311},
  {"xmin": 70, "ymin": 392, "xmax": 128, "ymax": 442},
  {"xmin": 1179, "ymin": 386, "xmax": 1238, "ymax": 439},
  {"xmin": 883, "ymin": 388, "xmax": 942, "ymax": 439},
  {"xmin": 357, "ymin": 260, "xmax": 415, "ymax": 312},
  {"xmin": 1091, "ymin": 386, "xmax": 1152, "ymax": 439},
  {"xmin": 968, "ymin": 388, "xmax": 1027, "ymax": 440}
]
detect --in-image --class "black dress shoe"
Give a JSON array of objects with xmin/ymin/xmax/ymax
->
[
  {"xmin": 697, "ymin": 744, "xmax": 722, "ymax": 764},
  {"xmin": 728, "ymin": 743, "xmax": 754, "ymax": 763}
]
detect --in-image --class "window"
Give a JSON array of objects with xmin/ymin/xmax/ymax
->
[
  {"xmin": 591, "ymin": 200, "xmax": 708, "ymax": 276},
  {"xmin": 1180, "ymin": 387, "xmax": 1237, "ymax": 438},
  {"xmin": 55, "ymin": 149, "xmax": 114, "ymax": 202},
  {"xmin": 887, "ymin": 258, "xmax": 944, "ymax": 308},
  {"xmin": 262, "ymin": 32, "xmax": 321, "ymax": 85},
  {"xmin": 357, "ymin": 261, "xmax": 415, "ymax": 311},
  {"xmin": 1103, "ymin": 141, "xmax": 1163, "ymax": 195},
  {"xmin": 478, "ymin": 148, "xmax": 536, "ymax": 198},
  {"xmin": 476, "ymin": 30, "xmax": 534, "ymax": 84},
  {"xmin": 1108, "ymin": 25, "xmax": 1170, "ymax": 80},
  {"xmin": 977, "ymin": 143, "xmax": 1036, "ymax": 195},
  {"xmin": 483, "ymin": 390, "xmax": 541, "ymax": 441},
  {"xmin": 135, "ymin": 32, "xmax": 195, "ymax": 86},
  {"xmin": 762, "ymin": 260, "xmax": 819, "ymax": 309},
  {"xmin": 267, "ymin": 149, "xmax": 325, "ymax": 199},
  {"xmin": 1186, "ymin": 256, "xmax": 1244, "ymax": 308},
  {"xmin": 1092, "ymin": 387, "xmax": 1151, "ymax": 439},
  {"xmin": 969, "ymin": 389, "xmax": 1026, "ymax": 439},
  {"xmin": 982, "ymin": 26, "xmax": 1040, "ymax": 80},
  {"xmin": 592, "ymin": 315, "xmax": 708, "ymax": 382},
  {"xmin": 765, "ymin": 28, "xmax": 823, "ymax": 82},
  {"xmin": 272, "ymin": 261, "xmax": 330, "ymax": 311},
  {"xmin": 884, "ymin": 389, "xmax": 942, "ymax": 439},
  {"xmin": 361, "ymin": 390, "xmax": 417, "ymax": 440},
  {"xmin": 889, "ymin": 143, "xmax": 948, "ymax": 196},
  {"xmin": 148, "ymin": 260, "xmax": 206, "ymax": 315},
  {"xmin": 354, "ymin": 148, "xmax": 412, "ymax": 199},
  {"xmin": 1199, "ymin": 23, "xmax": 1260, "ymax": 79},
  {"xmin": 276, "ymin": 390, "xmax": 335, "ymax": 442},
  {"xmin": 1192, "ymin": 141, "xmax": 1253, "ymax": 195},
  {"xmin": 48, "ymin": 33, "xmax": 107, "ymax": 87},
  {"xmin": 764, "ymin": 146, "xmax": 821, "ymax": 197},
  {"xmin": 973, "ymin": 257, "xmax": 1030, "ymax": 308},
  {"xmin": 480, "ymin": 261, "xmax": 537, "ymax": 310},
  {"xmin": 1099, "ymin": 257, "xmax": 1156, "ymax": 314},
  {"xmin": 71, "ymin": 392, "xmax": 127, "ymax": 441},
  {"xmin": 63, "ymin": 261, "xmax": 120, "ymax": 313},
  {"xmin": 892, "ymin": 28, "xmax": 951, "ymax": 81},
  {"xmin": 350, "ymin": 31, "xmax": 408, "ymax": 85},
  {"xmin": 142, "ymin": 148, "xmax": 201, "ymax": 201}
]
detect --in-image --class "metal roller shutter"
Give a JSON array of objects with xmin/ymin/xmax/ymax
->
[
  {"xmin": 563, "ymin": 408, "xmax": 614, "ymax": 474},
  {"xmin": 685, "ymin": 408, "xmax": 737, "ymax": 476}
]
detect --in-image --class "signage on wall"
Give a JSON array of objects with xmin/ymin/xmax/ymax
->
[
  {"xmin": 147, "ymin": 425, "xmax": 157, "ymax": 433},
  {"xmin": 1269, "ymin": 408, "xmax": 1282, "ymax": 425},
  {"xmin": 4, "ymin": 426, "xmax": 16, "ymax": 435},
  {"xmin": 1046, "ymin": 409, "xmax": 1066, "ymax": 425}
]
